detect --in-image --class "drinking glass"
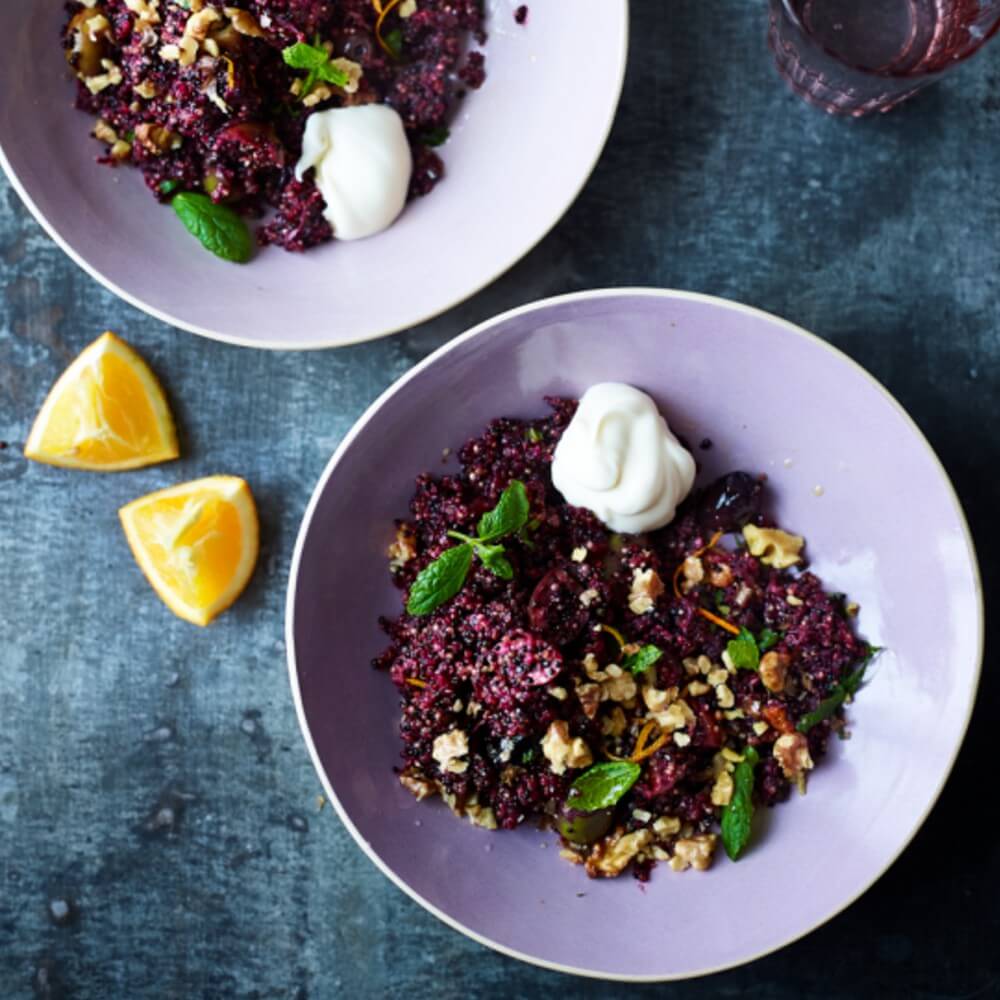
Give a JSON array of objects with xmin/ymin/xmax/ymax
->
[{"xmin": 769, "ymin": 0, "xmax": 1000, "ymax": 116}]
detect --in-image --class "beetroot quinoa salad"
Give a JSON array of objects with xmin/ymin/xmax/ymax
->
[
  {"xmin": 62, "ymin": 0, "xmax": 489, "ymax": 253},
  {"xmin": 375, "ymin": 398, "xmax": 879, "ymax": 880}
]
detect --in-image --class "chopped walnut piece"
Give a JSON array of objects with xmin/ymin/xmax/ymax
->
[
  {"xmin": 330, "ymin": 57, "xmax": 363, "ymax": 94},
  {"xmin": 109, "ymin": 140, "xmax": 132, "ymax": 160},
  {"xmin": 586, "ymin": 828, "xmax": 652, "ymax": 878},
  {"xmin": 706, "ymin": 667, "xmax": 729, "ymax": 687},
  {"xmin": 184, "ymin": 6, "xmax": 221, "ymax": 40},
  {"xmin": 134, "ymin": 122, "xmax": 182, "ymax": 154},
  {"xmin": 571, "ymin": 546, "xmax": 588, "ymax": 562},
  {"xmin": 752, "ymin": 720, "xmax": 769, "ymax": 736},
  {"xmin": 124, "ymin": 0, "xmax": 161, "ymax": 23},
  {"xmin": 465, "ymin": 802, "xmax": 498, "ymax": 830},
  {"xmin": 134, "ymin": 78, "xmax": 159, "ymax": 99},
  {"xmin": 399, "ymin": 0, "xmax": 418, "ymax": 15},
  {"xmin": 652, "ymin": 815, "xmax": 681, "ymax": 837},
  {"xmin": 576, "ymin": 681, "xmax": 601, "ymax": 718},
  {"xmin": 628, "ymin": 568, "xmax": 664, "ymax": 615},
  {"xmin": 83, "ymin": 59, "xmax": 123, "ymax": 93},
  {"xmin": 432, "ymin": 728, "xmax": 469, "ymax": 774},
  {"xmin": 399, "ymin": 769, "xmax": 437, "ymax": 801},
  {"xmin": 743, "ymin": 524, "xmax": 805, "ymax": 569},
  {"xmin": 387, "ymin": 525, "xmax": 417, "ymax": 570},
  {"xmin": 600, "ymin": 706, "xmax": 627, "ymax": 737},
  {"xmin": 773, "ymin": 732, "xmax": 814, "ymax": 782},
  {"xmin": 711, "ymin": 771, "xmax": 734, "ymax": 806},
  {"xmin": 759, "ymin": 650, "xmax": 792, "ymax": 693},
  {"xmin": 686, "ymin": 680, "xmax": 711, "ymax": 697},
  {"xmin": 579, "ymin": 587, "xmax": 599, "ymax": 608},
  {"xmin": 673, "ymin": 731, "xmax": 691, "ymax": 747},
  {"xmin": 652, "ymin": 699, "xmax": 695, "ymax": 733},
  {"xmin": 642, "ymin": 684, "xmax": 675, "ymax": 714},
  {"xmin": 303, "ymin": 83, "xmax": 333, "ymax": 108},
  {"xmin": 602, "ymin": 673, "xmax": 637, "ymax": 704},
  {"xmin": 786, "ymin": 593, "xmax": 804, "ymax": 606},
  {"xmin": 224, "ymin": 5, "xmax": 267, "ymax": 37},
  {"xmin": 93, "ymin": 119, "xmax": 118, "ymax": 144},
  {"xmin": 681, "ymin": 555, "xmax": 704, "ymax": 591},
  {"xmin": 715, "ymin": 683, "xmax": 735, "ymax": 709},
  {"xmin": 668, "ymin": 834, "xmax": 717, "ymax": 872},
  {"xmin": 541, "ymin": 720, "xmax": 592, "ymax": 776}
]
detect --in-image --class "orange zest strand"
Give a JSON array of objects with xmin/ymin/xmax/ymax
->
[
  {"xmin": 631, "ymin": 728, "xmax": 670, "ymax": 762},
  {"xmin": 374, "ymin": 0, "xmax": 405, "ymax": 55},
  {"xmin": 596, "ymin": 623, "xmax": 626, "ymax": 650},
  {"xmin": 405, "ymin": 677, "xmax": 426, "ymax": 689},
  {"xmin": 697, "ymin": 607, "xmax": 741, "ymax": 636},
  {"xmin": 222, "ymin": 55, "xmax": 235, "ymax": 90},
  {"xmin": 672, "ymin": 530, "xmax": 724, "ymax": 599},
  {"xmin": 630, "ymin": 719, "xmax": 658, "ymax": 759},
  {"xmin": 372, "ymin": 0, "xmax": 384, "ymax": 12}
]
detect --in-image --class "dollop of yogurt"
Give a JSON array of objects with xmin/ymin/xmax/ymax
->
[
  {"xmin": 295, "ymin": 104, "xmax": 413, "ymax": 240},
  {"xmin": 551, "ymin": 383, "xmax": 696, "ymax": 534}
]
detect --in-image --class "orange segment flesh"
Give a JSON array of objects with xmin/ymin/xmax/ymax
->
[
  {"xmin": 24, "ymin": 332, "xmax": 178, "ymax": 471},
  {"xmin": 119, "ymin": 475, "xmax": 259, "ymax": 626}
]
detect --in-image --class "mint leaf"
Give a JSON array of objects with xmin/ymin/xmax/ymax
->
[
  {"xmin": 159, "ymin": 179, "xmax": 180, "ymax": 196},
  {"xmin": 406, "ymin": 544, "xmax": 473, "ymax": 615},
  {"xmin": 726, "ymin": 627, "xmax": 760, "ymax": 671},
  {"xmin": 567, "ymin": 762, "xmax": 641, "ymax": 812},
  {"xmin": 171, "ymin": 193, "xmax": 253, "ymax": 263},
  {"xmin": 622, "ymin": 644, "xmax": 663, "ymax": 677},
  {"xmin": 477, "ymin": 480, "xmax": 530, "ymax": 541},
  {"xmin": 797, "ymin": 652, "xmax": 877, "ymax": 732},
  {"xmin": 283, "ymin": 41, "xmax": 331, "ymax": 71},
  {"xmin": 525, "ymin": 426, "xmax": 543, "ymax": 443},
  {"xmin": 282, "ymin": 41, "xmax": 349, "ymax": 93},
  {"xmin": 721, "ymin": 745, "xmax": 759, "ymax": 860},
  {"xmin": 476, "ymin": 544, "xmax": 513, "ymax": 580},
  {"xmin": 796, "ymin": 689, "xmax": 845, "ymax": 732},
  {"xmin": 758, "ymin": 628, "xmax": 780, "ymax": 652}
]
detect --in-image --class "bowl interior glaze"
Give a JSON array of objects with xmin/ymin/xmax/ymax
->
[{"xmin": 287, "ymin": 289, "xmax": 981, "ymax": 980}]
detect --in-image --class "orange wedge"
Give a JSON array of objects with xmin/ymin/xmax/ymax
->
[
  {"xmin": 24, "ymin": 332, "xmax": 178, "ymax": 471},
  {"xmin": 119, "ymin": 475, "xmax": 259, "ymax": 626}
]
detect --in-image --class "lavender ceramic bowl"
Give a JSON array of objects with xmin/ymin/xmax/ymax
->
[
  {"xmin": 286, "ymin": 289, "xmax": 982, "ymax": 980},
  {"xmin": 0, "ymin": 3, "xmax": 626, "ymax": 350}
]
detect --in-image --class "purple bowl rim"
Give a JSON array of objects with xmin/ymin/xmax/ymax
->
[
  {"xmin": 0, "ymin": 5, "xmax": 629, "ymax": 352},
  {"xmin": 284, "ymin": 287, "xmax": 984, "ymax": 981}
]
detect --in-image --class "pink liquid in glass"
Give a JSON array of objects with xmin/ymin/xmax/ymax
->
[{"xmin": 770, "ymin": 0, "xmax": 1000, "ymax": 115}]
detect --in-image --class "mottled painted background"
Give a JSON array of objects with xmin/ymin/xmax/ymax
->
[{"xmin": 1, "ymin": 2, "xmax": 998, "ymax": 997}]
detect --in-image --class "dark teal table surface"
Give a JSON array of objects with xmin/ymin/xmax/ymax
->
[{"xmin": 2, "ymin": 3, "xmax": 998, "ymax": 997}]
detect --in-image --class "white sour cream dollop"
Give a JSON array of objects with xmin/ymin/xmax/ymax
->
[
  {"xmin": 551, "ymin": 383, "xmax": 696, "ymax": 534},
  {"xmin": 295, "ymin": 104, "xmax": 413, "ymax": 241}
]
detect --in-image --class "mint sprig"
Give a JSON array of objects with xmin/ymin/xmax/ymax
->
[
  {"xmin": 405, "ymin": 481, "xmax": 529, "ymax": 616},
  {"xmin": 796, "ymin": 646, "xmax": 880, "ymax": 733},
  {"xmin": 721, "ymin": 745, "xmax": 759, "ymax": 861},
  {"xmin": 282, "ymin": 40, "xmax": 349, "ymax": 98},
  {"xmin": 566, "ymin": 761, "xmax": 641, "ymax": 812}
]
